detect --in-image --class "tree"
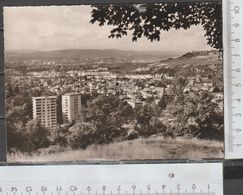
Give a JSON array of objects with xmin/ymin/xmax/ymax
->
[
  {"xmin": 67, "ymin": 122, "xmax": 97, "ymax": 149},
  {"xmin": 135, "ymin": 104, "xmax": 153, "ymax": 127},
  {"xmin": 49, "ymin": 125, "xmax": 69, "ymax": 147},
  {"xmin": 134, "ymin": 104, "xmax": 165, "ymax": 136},
  {"xmin": 158, "ymin": 96, "xmax": 166, "ymax": 110},
  {"xmin": 56, "ymin": 94, "xmax": 63, "ymax": 124},
  {"xmin": 25, "ymin": 119, "xmax": 50, "ymax": 150},
  {"xmin": 91, "ymin": 2, "xmax": 222, "ymax": 51},
  {"xmin": 84, "ymin": 94, "xmax": 131, "ymax": 144},
  {"xmin": 175, "ymin": 90, "xmax": 224, "ymax": 140},
  {"xmin": 7, "ymin": 121, "xmax": 28, "ymax": 152},
  {"xmin": 117, "ymin": 101, "xmax": 134, "ymax": 119}
]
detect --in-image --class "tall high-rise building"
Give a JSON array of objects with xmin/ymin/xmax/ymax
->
[
  {"xmin": 32, "ymin": 96, "xmax": 57, "ymax": 128},
  {"xmin": 62, "ymin": 93, "xmax": 82, "ymax": 123}
]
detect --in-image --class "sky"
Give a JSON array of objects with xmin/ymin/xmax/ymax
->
[{"xmin": 4, "ymin": 5, "xmax": 213, "ymax": 52}]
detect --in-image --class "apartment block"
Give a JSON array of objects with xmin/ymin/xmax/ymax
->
[
  {"xmin": 32, "ymin": 96, "xmax": 57, "ymax": 128},
  {"xmin": 62, "ymin": 93, "xmax": 82, "ymax": 123}
]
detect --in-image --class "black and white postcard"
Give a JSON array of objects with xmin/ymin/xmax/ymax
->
[{"xmin": 4, "ymin": 1, "xmax": 224, "ymax": 162}]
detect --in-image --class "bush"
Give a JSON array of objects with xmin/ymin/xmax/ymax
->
[
  {"xmin": 25, "ymin": 119, "xmax": 50, "ymax": 151},
  {"xmin": 84, "ymin": 94, "xmax": 131, "ymax": 143},
  {"xmin": 175, "ymin": 90, "xmax": 224, "ymax": 140},
  {"xmin": 49, "ymin": 125, "xmax": 69, "ymax": 147},
  {"xmin": 67, "ymin": 122, "xmax": 97, "ymax": 149},
  {"xmin": 126, "ymin": 130, "xmax": 139, "ymax": 140},
  {"xmin": 135, "ymin": 117, "xmax": 166, "ymax": 137},
  {"xmin": 8, "ymin": 119, "xmax": 51, "ymax": 153},
  {"xmin": 7, "ymin": 122, "xmax": 31, "ymax": 152},
  {"xmin": 135, "ymin": 104, "xmax": 166, "ymax": 137}
]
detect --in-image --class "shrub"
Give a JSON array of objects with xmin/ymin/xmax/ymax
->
[
  {"xmin": 126, "ymin": 130, "xmax": 139, "ymax": 140},
  {"xmin": 25, "ymin": 119, "xmax": 50, "ymax": 150},
  {"xmin": 135, "ymin": 117, "xmax": 166, "ymax": 137},
  {"xmin": 7, "ymin": 122, "xmax": 31, "ymax": 152},
  {"xmin": 84, "ymin": 94, "xmax": 132, "ymax": 143},
  {"xmin": 49, "ymin": 125, "xmax": 69, "ymax": 147},
  {"xmin": 67, "ymin": 122, "xmax": 97, "ymax": 149},
  {"xmin": 175, "ymin": 90, "xmax": 224, "ymax": 140},
  {"xmin": 135, "ymin": 103, "xmax": 166, "ymax": 137}
]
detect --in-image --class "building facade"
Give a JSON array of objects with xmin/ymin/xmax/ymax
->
[
  {"xmin": 32, "ymin": 96, "xmax": 57, "ymax": 128},
  {"xmin": 62, "ymin": 93, "xmax": 82, "ymax": 123}
]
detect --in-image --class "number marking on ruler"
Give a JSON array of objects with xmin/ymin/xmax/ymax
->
[
  {"xmin": 224, "ymin": 0, "xmax": 243, "ymax": 159},
  {"xmin": 0, "ymin": 164, "xmax": 223, "ymax": 195}
]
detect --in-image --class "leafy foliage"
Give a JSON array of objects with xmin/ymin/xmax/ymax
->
[
  {"xmin": 67, "ymin": 122, "xmax": 97, "ymax": 149},
  {"xmin": 169, "ymin": 65, "xmax": 224, "ymax": 141},
  {"xmin": 175, "ymin": 90, "xmax": 223, "ymax": 140},
  {"xmin": 7, "ymin": 122, "xmax": 28, "ymax": 152},
  {"xmin": 25, "ymin": 119, "xmax": 50, "ymax": 150},
  {"xmin": 84, "ymin": 94, "xmax": 132, "ymax": 144},
  {"xmin": 135, "ymin": 104, "xmax": 166, "ymax": 136},
  {"xmin": 90, "ymin": 2, "xmax": 222, "ymax": 51},
  {"xmin": 49, "ymin": 125, "xmax": 69, "ymax": 147}
]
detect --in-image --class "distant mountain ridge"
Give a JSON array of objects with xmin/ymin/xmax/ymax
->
[{"xmin": 5, "ymin": 49, "xmax": 182, "ymax": 62}]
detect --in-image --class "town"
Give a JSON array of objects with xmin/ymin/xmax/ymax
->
[{"xmin": 5, "ymin": 50, "xmax": 224, "ymax": 160}]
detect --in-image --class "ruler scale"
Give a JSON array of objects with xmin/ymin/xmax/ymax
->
[
  {"xmin": 224, "ymin": 0, "xmax": 243, "ymax": 159},
  {"xmin": 0, "ymin": 163, "xmax": 223, "ymax": 195}
]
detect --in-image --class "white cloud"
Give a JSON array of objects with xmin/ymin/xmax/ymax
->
[{"xmin": 4, "ymin": 5, "xmax": 212, "ymax": 52}]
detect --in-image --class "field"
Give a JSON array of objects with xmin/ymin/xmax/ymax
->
[{"xmin": 7, "ymin": 136, "xmax": 224, "ymax": 163}]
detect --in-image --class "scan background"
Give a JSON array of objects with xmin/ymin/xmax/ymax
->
[{"xmin": 0, "ymin": 1, "xmax": 242, "ymax": 194}]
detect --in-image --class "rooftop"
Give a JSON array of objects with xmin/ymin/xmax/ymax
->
[
  {"xmin": 32, "ymin": 96, "xmax": 56, "ymax": 100},
  {"xmin": 63, "ymin": 93, "xmax": 81, "ymax": 96}
]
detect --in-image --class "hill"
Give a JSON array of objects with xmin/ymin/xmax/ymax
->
[
  {"xmin": 5, "ymin": 49, "xmax": 181, "ymax": 62},
  {"xmin": 133, "ymin": 50, "xmax": 222, "ymax": 74},
  {"xmin": 160, "ymin": 50, "xmax": 220, "ymax": 67}
]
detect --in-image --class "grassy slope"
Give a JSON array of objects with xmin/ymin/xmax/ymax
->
[{"xmin": 7, "ymin": 136, "xmax": 224, "ymax": 163}]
